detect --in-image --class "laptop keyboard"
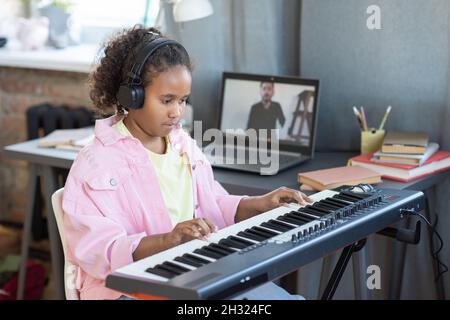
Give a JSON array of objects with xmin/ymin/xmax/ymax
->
[{"xmin": 207, "ymin": 147, "xmax": 300, "ymax": 165}]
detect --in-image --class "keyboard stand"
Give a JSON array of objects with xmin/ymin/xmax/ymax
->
[
  {"xmin": 321, "ymin": 239, "xmax": 367, "ymax": 300},
  {"xmin": 320, "ymin": 221, "xmax": 422, "ymax": 300}
]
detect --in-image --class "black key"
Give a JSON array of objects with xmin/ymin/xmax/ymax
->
[
  {"xmin": 228, "ymin": 236, "xmax": 254, "ymax": 246},
  {"xmin": 162, "ymin": 261, "xmax": 190, "ymax": 273},
  {"xmin": 237, "ymin": 231, "xmax": 265, "ymax": 242},
  {"xmin": 202, "ymin": 246, "xmax": 229, "ymax": 257},
  {"xmin": 145, "ymin": 267, "xmax": 176, "ymax": 279},
  {"xmin": 296, "ymin": 209, "xmax": 322, "ymax": 219},
  {"xmin": 323, "ymin": 198, "xmax": 350, "ymax": 207},
  {"xmin": 219, "ymin": 238, "xmax": 249, "ymax": 250},
  {"xmin": 245, "ymin": 228, "xmax": 272, "ymax": 239},
  {"xmin": 210, "ymin": 243, "xmax": 237, "ymax": 254},
  {"xmin": 268, "ymin": 219, "xmax": 296, "ymax": 230},
  {"xmin": 174, "ymin": 256, "xmax": 202, "ymax": 268},
  {"xmin": 285, "ymin": 213, "xmax": 310, "ymax": 224},
  {"xmin": 331, "ymin": 195, "xmax": 353, "ymax": 203},
  {"xmin": 296, "ymin": 212, "xmax": 317, "ymax": 222},
  {"xmin": 310, "ymin": 204, "xmax": 333, "ymax": 214},
  {"xmin": 261, "ymin": 221, "xmax": 291, "ymax": 232},
  {"xmin": 289, "ymin": 212, "xmax": 314, "ymax": 223},
  {"xmin": 316, "ymin": 201, "xmax": 341, "ymax": 210},
  {"xmin": 194, "ymin": 248, "xmax": 222, "ymax": 259},
  {"xmin": 277, "ymin": 215, "xmax": 304, "ymax": 226},
  {"xmin": 184, "ymin": 253, "xmax": 211, "ymax": 265},
  {"xmin": 155, "ymin": 263, "xmax": 182, "ymax": 276},
  {"xmin": 334, "ymin": 194, "xmax": 358, "ymax": 203},
  {"xmin": 253, "ymin": 226, "xmax": 279, "ymax": 236},
  {"xmin": 299, "ymin": 207, "xmax": 327, "ymax": 217}
]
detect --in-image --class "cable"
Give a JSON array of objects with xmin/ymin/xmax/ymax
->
[{"xmin": 401, "ymin": 209, "xmax": 448, "ymax": 282}]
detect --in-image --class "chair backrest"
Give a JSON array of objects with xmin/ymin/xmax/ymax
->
[{"xmin": 51, "ymin": 188, "xmax": 79, "ymax": 300}]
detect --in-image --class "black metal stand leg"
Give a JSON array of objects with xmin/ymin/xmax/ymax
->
[{"xmin": 321, "ymin": 239, "xmax": 367, "ymax": 300}]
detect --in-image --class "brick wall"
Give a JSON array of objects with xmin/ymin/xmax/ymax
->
[{"xmin": 0, "ymin": 67, "xmax": 92, "ymax": 222}]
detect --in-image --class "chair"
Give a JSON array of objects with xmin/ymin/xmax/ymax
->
[{"xmin": 51, "ymin": 188, "xmax": 79, "ymax": 300}]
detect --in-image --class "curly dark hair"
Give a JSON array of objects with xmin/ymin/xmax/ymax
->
[{"xmin": 89, "ymin": 25, "xmax": 192, "ymax": 115}]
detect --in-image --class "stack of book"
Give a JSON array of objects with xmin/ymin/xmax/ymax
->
[{"xmin": 349, "ymin": 131, "xmax": 450, "ymax": 182}]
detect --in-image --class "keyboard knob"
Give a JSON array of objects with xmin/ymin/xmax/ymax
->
[
  {"xmin": 291, "ymin": 234, "xmax": 297, "ymax": 242},
  {"xmin": 303, "ymin": 229, "xmax": 309, "ymax": 237},
  {"xmin": 320, "ymin": 221, "xmax": 326, "ymax": 229},
  {"xmin": 314, "ymin": 224, "xmax": 319, "ymax": 232},
  {"xmin": 309, "ymin": 226, "xmax": 314, "ymax": 234}
]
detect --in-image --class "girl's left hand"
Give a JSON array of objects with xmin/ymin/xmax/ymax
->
[{"xmin": 258, "ymin": 187, "xmax": 313, "ymax": 213}]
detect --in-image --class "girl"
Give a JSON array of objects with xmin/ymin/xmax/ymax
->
[{"xmin": 62, "ymin": 26, "xmax": 311, "ymax": 300}]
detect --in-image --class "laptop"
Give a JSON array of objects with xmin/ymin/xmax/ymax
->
[{"xmin": 203, "ymin": 72, "xmax": 320, "ymax": 175}]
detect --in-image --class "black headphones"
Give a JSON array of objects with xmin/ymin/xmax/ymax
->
[{"xmin": 116, "ymin": 33, "xmax": 187, "ymax": 110}]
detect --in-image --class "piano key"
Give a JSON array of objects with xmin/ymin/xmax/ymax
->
[
  {"xmin": 218, "ymin": 238, "xmax": 248, "ymax": 250},
  {"xmin": 298, "ymin": 207, "xmax": 327, "ymax": 217},
  {"xmin": 315, "ymin": 201, "xmax": 341, "ymax": 210},
  {"xmin": 245, "ymin": 228, "xmax": 273, "ymax": 239},
  {"xmin": 202, "ymin": 246, "xmax": 229, "ymax": 257},
  {"xmin": 260, "ymin": 221, "xmax": 291, "ymax": 232},
  {"xmin": 295, "ymin": 211, "xmax": 320, "ymax": 222},
  {"xmin": 323, "ymin": 197, "xmax": 351, "ymax": 207},
  {"xmin": 162, "ymin": 261, "xmax": 191, "ymax": 273},
  {"xmin": 284, "ymin": 213, "xmax": 310, "ymax": 224},
  {"xmin": 237, "ymin": 231, "xmax": 266, "ymax": 242},
  {"xmin": 183, "ymin": 253, "xmax": 211, "ymax": 265},
  {"xmin": 227, "ymin": 235, "xmax": 255, "ymax": 247},
  {"xmin": 174, "ymin": 256, "xmax": 203, "ymax": 268},
  {"xmin": 320, "ymin": 199, "xmax": 346, "ymax": 208},
  {"xmin": 268, "ymin": 219, "xmax": 297, "ymax": 230},
  {"xmin": 194, "ymin": 248, "xmax": 223, "ymax": 259},
  {"xmin": 252, "ymin": 226, "xmax": 279, "ymax": 236},
  {"xmin": 277, "ymin": 215, "xmax": 306, "ymax": 226},
  {"xmin": 145, "ymin": 267, "xmax": 174, "ymax": 279},
  {"xmin": 155, "ymin": 263, "xmax": 183, "ymax": 276},
  {"xmin": 209, "ymin": 243, "xmax": 238, "ymax": 254}
]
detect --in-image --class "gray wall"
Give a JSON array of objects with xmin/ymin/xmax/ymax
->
[{"xmin": 301, "ymin": 0, "xmax": 450, "ymax": 152}]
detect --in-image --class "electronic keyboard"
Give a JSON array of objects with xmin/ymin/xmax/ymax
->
[{"xmin": 106, "ymin": 187, "xmax": 425, "ymax": 299}]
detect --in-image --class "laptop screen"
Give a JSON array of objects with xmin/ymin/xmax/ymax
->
[{"xmin": 218, "ymin": 72, "xmax": 320, "ymax": 155}]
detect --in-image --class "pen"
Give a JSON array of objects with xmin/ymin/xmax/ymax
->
[
  {"xmin": 352, "ymin": 106, "xmax": 363, "ymax": 130},
  {"xmin": 359, "ymin": 106, "xmax": 368, "ymax": 131},
  {"xmin": 378, "ymin": 105, "xmax": 392, "ymax": 130}
]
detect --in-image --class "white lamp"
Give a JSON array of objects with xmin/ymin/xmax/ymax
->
[{"xmin": 172, "ymin": 0, "xmax": 214, "ymax": 22}]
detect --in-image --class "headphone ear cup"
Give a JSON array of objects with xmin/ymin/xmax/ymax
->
[{"xmin": 117, "ymin": 84, "xmax": 145, "ymax": 109}]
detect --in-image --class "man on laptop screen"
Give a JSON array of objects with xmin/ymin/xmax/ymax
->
[{"xmin": 204, "ymin": 72, "xmax": 319, "ymax": 175}]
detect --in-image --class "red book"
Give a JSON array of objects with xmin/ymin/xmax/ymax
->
[{"xmin": 349, "ymin": 151, "xmax": 450, "ymax": 182}]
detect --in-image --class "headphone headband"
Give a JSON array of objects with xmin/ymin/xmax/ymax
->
[
  {"xmin": 117, "ymin": 34, "xmax": 189, "ymax": 109},
  {"xmin": 127, "ymin": 37, "xmax": 179, "ymax": 84}
]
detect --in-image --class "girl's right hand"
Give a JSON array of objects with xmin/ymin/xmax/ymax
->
[{"xmin": 169, "ymin": 218, "xmax": 217, "ymax": 245}]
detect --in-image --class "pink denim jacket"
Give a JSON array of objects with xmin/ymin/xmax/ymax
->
[{"xmin": 62, "ymin": 115, "xmax": 244, "ymax": 300}]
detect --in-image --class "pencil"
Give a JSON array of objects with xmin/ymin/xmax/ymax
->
[
  {"xmin": 352, "ymin": 106, "xmax": 363, "ymax": 130},
  {"xmin": 359, "ymin": 106, "xmax": 368, "ymax": 131},
  {"xmin": 378, "ymin": 105, "xmax": 392, "ymax": 130}
]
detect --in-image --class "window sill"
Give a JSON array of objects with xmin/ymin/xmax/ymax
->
[{"xmin": 0, "ymin": 44, "xmax": 99, "ymax": 74}]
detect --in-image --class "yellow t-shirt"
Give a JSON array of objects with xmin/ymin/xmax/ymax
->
[{"xmin": 112, "ymin": 119, "xmax": 194, "ymax": 227}]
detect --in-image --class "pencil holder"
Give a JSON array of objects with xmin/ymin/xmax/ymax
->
[{"xmin": 361, "ymin": 129, "xmax": 385, "ymax": 154}]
